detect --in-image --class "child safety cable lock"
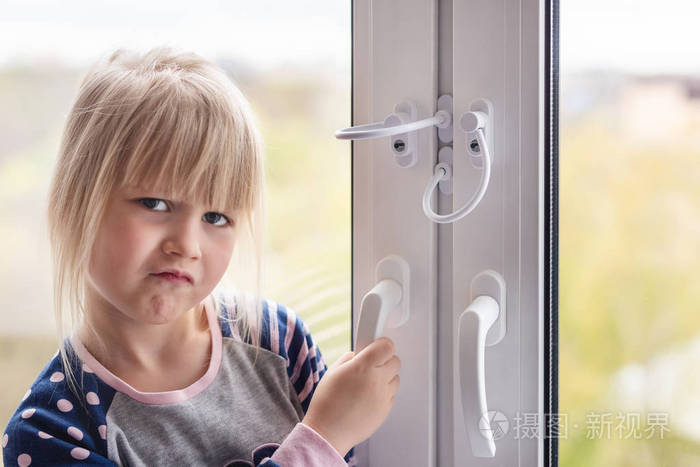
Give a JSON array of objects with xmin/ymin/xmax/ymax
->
[{"xmin": 335, "ymin": 97, "xmax": 493, "ymax": 224}]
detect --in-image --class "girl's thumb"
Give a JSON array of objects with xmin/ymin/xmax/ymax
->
[{"xmin": 329, "ymin": 350, "xmax": 355, "ymax": 369}]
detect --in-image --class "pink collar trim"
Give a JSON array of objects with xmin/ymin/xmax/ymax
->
[{"xmin": 69, "ymin": 294, "xmax": 223, "ymax": 405}]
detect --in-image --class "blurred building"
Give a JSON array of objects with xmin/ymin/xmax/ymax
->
[{"xmin": 563, "ymin": 70, "xmax": 700, "ymax": 151}]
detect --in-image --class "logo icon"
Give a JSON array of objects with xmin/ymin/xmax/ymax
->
[{"xmin": 479, "ymin": 410, "xmax": 509, "ymax": 440}]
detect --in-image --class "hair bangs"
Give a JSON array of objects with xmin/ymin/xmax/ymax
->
[{"xmin": 118, "ymin": 77, "xmax": 255, "ymax": 221}]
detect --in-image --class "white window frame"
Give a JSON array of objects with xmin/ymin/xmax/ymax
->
[{"xmin": 349, "ymin": 0, "xmax": 558, "ymax": 465}]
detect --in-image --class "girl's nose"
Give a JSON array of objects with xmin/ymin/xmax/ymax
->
[{"xmin": 162, "ymin": 217, "xmax": 202, "ymax": 260}]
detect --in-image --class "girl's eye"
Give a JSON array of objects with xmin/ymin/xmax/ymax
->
[
  {"xmin": 139, "ymin": 198, "xmax": 167, "ymax": 211},
  {"xmin": 138, "ymin": 198, "xmax": 231, "ymax": 227},
  {"xmin": 203, "ymin": 212, "xmax": 230, "ymax": 227}
]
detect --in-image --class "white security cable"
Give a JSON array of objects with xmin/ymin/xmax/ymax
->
[
  {"xmin": 335, "ymin": 110, "xmax": 450, "ymax": 140},
  {"xmin": 422, "ymin": 127, "xmax": 492, "ymax": 224}
]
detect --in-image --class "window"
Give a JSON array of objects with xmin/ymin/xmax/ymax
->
[
  {"xmin": 561, "ymin": 0, "xmax": 700, "ymax": 464},
  {"xmin": 0, "ymin": 0, "xmax": 351, "ymax": 426}
]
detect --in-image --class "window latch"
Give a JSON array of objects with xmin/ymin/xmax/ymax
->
[{"xmin": 335, "ymin": 97, "xmax": 494, "ymax": 224}]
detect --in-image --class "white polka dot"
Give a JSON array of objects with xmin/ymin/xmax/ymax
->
[
  {"xmin": 71, "ymin": 447, "xmax": 90, "ymax": 460},
  {"xmin": 49, "ymin": 372, "xmax": 65, "ymax": 382},
  {"xmin": 67, "ymin": 426, "xmax": 83, "ymax": 441},
  {"xmin": 98, "ymin": 425, "xmax": 107, "ymax": 440},
  {"xmin": 82, "ymin": 363, "xmax": 94, "ymax": 373},
  {"xmin": 2, "ymin": 433, "xmax": 8, "ymax": 447},
  {"xmin": 57, "ymin": 399, "xmax": 73, "ymax": 412},
  {"xmin": 37, "ymin": 431, "xmax": 53, "ymax": 439},
  {"xmin": 21, "ymin": 408, "xmax": 35, "ymax": 419},
  {"xmin": 18, "ymin": 453, "xmax": 31, "ymax": 466},
  {"xmin": 21, "ymin": 389, "xmax": 31, "ymax": 401},
  {"xmin": 86, "ymin": 392, "xmax": 100, "ymax": 405}
]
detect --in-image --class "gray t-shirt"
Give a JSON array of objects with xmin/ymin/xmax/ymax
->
[{"xmin": 2, "ymin": 291, "xmax": 356, "ymax": 466}]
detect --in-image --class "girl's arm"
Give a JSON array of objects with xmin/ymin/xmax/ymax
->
[
  {"xmin": 2, "ymin": 406, "xmax": 115, "ymax": 466},
  {"xmin": 267, "ymin": 302, "xmax": 357, "ymax": 466}
]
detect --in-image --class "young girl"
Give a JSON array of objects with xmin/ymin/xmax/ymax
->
[{"xmin": 2, "ymin": 47, "xmax": 401, "ymax": 467}]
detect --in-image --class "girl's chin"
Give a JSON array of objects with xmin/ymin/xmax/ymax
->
[{"xmin": 141, "ymin": 295, "xmax": 192, "ymax": 321}]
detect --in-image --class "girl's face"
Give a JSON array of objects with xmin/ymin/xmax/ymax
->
[{"xmin": 86, "ymin": 182, "xmax": 236, "ymax": 325}]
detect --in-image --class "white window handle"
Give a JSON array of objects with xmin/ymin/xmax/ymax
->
[
  {"xmin": 355, "ymin": 279, "xmax": 401, "ymax": 352},
  {"xmin": 458, "ymin": 295, "xmax": 500, "ymax": 457},
  {"xmin": 354, "ymin": 255, "xmax": 410, "ymax": 352}
]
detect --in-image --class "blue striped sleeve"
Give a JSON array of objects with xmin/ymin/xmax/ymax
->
[
  {"xmin": 261, "ymin": 300, "xmax": 325, "ymax": 413},
  {"xmin": 265, "ymin": 300, "xmax": 357, "ymax": 466}
]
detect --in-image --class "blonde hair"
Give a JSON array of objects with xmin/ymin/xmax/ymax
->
[{"xmin": 46, "ymin": 47, "xmax": 267, "ymax": 411}]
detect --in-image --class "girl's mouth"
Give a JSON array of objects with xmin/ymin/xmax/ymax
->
[{"xmin": 151, "ymin": 272, "xmax": 191, "ymax": 284}]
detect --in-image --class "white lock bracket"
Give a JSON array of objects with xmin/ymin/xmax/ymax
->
[{"xmin": 462, "ymin": 98, "xmax": 494, "ymax": 169}]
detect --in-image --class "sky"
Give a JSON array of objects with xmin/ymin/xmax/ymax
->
[
  {"xmin": 0, "ymin": 0, "xmax": 352, "ymax": 73},
  {"xmin": 561, "ymin": 0, "xmax": 700, "ymax": 74},
  {"xmin": 1, "ymin": 0, "xmax": 700, "ymax": 75}
]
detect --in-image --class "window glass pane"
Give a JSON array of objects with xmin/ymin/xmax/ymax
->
[
  {"xmin": 0, "ymin": 0, "xmax": 351, "ymax": 427},
  {"xmin": 561, "ymin": 1, "xmax": 700, "ymax": 464}
]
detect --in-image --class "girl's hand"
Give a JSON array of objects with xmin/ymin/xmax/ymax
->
[{"xmin": 302, "ymin": 337, "xmax": 401, "ymax": 457}]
